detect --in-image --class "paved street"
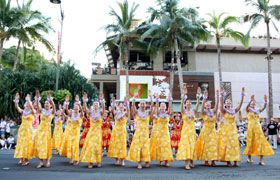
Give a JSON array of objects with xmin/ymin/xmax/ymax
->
[{"xmin": 0, "ymin": 148, "xmax": 279, "ymax": 180}]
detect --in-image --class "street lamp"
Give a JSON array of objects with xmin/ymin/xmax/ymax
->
[{"xmin": 50, "ymin": 0, "xmax": 64, "ymax": 92}]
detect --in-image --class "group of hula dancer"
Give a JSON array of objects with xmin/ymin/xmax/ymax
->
[{"xmin": 13, "ymin": 85, "xmax": 274, "ymax": 170}]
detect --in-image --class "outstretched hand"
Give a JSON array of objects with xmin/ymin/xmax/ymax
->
[
  {"xmin": 65, "ymin": 95, "xmax": 69, "ymax": 102},
  {"xmin": 183, "ymin": 85, "xmax": 188, "ymax": 95},
  {"xmin": 15, "ymin": 93, "xmax": 20, "ymax": 100},
  {"xmin": 99, "ymin": 93, "xmax": 104, "ymax": 100},
  {"xmin": 264, "ymin": 94, "xmax": 268, "ymax": 102},
  {"xmin": 197, "ymin": 87, "xmax": 201, "ymax": 94}
]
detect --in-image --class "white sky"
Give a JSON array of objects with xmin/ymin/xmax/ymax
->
[{"xmin": 5, "ymin": 0, "xmax": 280, "ymax": 78}]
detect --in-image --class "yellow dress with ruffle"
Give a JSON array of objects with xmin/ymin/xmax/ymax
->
[
  {"xmin": 127, "ymin": 114, "xmax": 151, "ymax": 162},
  {"xmin": 80, "ymin": 115, "xmax": 103, "ymax": 163},
  {"xmin": 67, "ymin": 115, "xmax": 82, "ymax": 161},
  {"xmin": 107, "ymin": 115, "xmax": 128, "ymax": 159},
  {"xmin": 176, "ymin": 112, "xmax": 196, "ymax": 161},
  {"xmin": 194, "ymin": 114, "xmax": 218, "ymax": 161},
  {"xmin": 151, "ymin": 116, "xmax": 173, "ymax": 162},
  {"xmin": 217, "ymin": 112, "xmax": 241, "ymax": 162},
  {"xmin": 243, "ymin": 111, "xmax": 274, "ymax": 157},
  {"xmin": 52, "ymin": 118, "xmax": 63, "ymax": 151},
  {"xmin": 59, "ymin": 118, "xmax": 72, "ymax": 157},
  {"xmin": 150, "ymin": 116, "xmax": 158, "ymax": 156},
  {"xmin": 14, "ymin": 113, "xmax": 34, "ymax": 160},
  {"xmin": 33, "ymin": 113, "xmax": 53, "ymax": 159}
]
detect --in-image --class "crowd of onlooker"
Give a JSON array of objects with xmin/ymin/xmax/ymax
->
[{"xmin": 0, "ymin": 118, "xmax": 17, "ymax": 150}]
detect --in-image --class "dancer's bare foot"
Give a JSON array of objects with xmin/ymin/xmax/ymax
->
[
  {"xmin": 115, "ymin": 159, "xmax": 119, "ymax": 165},
  {"xmin": 121, "ymin": 160, "xmax": 125, "ymax": 167},
  {"xmin": 190, "ymin": 161, "xmax": 195, "ymax": 168},
  {"xmin": 46, "ymin": 160, "xmax": 50, "ymax": 168},
  {"xmin": 211, "ymin": 161, "xmax": 217, "ymax": 167},
  {"xmin": 259, "ymin": 162, "xmax": 265, "ymax": 166},
  {"xmin": 158, "ymin": 161, "xmax": 162, "ymax": 166},
  {"xmin": 185, "ymin": 164, "xmax": 191, "ymax": 170},
  {"xmin": 97, "ymin": 163, "xmax": 101, "ymax": 168},
  {"xmin": 73, "ymin": 161, "xmax": 79, "ymax": 166},
  {"xmin": 234, "ymin": 161, "xmax": 239, "ymax": 167},
  {"xmin": 22, "ymin": 160, "xmax": 29, "ymax": 166},
  {"xmin": 227, "ymin": 161, "xmax": 232, "ymax": 167},
  {"xmin": 205, "ymin": 161, "xmax": 210, "ymax": 166},
  {"xmin": 145, "ymin": 162, "xmax": 150, "ymax": 168},
  {"xmin": 54, "ymin": 151, "xmax": 59, "ymax": 155},
  {"xmin": 69, "ymin": 160, "xmax": 74, "ymax": 165},
  {"xmin": 36, "ymin": 163, "xmax": 44, "ymax": 168},
  {"xmin": 18, "ymin": 159, "xmax": 23, "ymax": 165},
  {"xmin": 88, "ymin": 163, "xmax": 93, "ymax": 168},
  {"xmin": 137, "ymin": 163, "xmax": 142, "ymax": 169},
  {"xmin": 164, "ymin": 160, "xmax": 170, "ymax": 167}
]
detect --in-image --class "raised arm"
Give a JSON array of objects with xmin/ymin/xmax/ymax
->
[
  {"xmin": 235, "ymin": 87, "xmax": 245, "ymax": 112},
  {"xmin": 64, "ymin": 95, "xmax": 70, "ymax": 116},
  {"xmin": 260, "ymin": 94, "xmax": 268, "ymax": 112},
  {"xmin": 168, "ymin": 93, "xmax": 173, "ymax": 115},
  {"xmin": 131, "ymin": 89, "xmax": 138, "ymax": 116},
  {"xmin": 214, "ymin": 90, "xmax": 220, "ymax": 114},
  {"xmin": 124, "ymin": 96, "xmax": 130, "ymax": 118},
  {"xmin": 26, "ymin": 94, "xmax": 36, "ymax": 115},
  {"xmin": 201, "ymin": 90, "xmax": 208, "ymax": 115},
  {"xmin": 47, "ymin": 91, "xmax": 56, "ymax": 114},
  {"xmin": 220, "ymin": 87, "xmax": 225, "ymax": 114},
  {"xmin": 195, "ymin": 87, "xmax": 201, "ymax": 114},
  {"xmin": 14, "ymin": 93, "xmax": 23, "ymax": 114},
  {"xmin": 181, "ymin": 86, "xmax": 187, "ymax": 114},
  {"xmin": 111, "ymin": 97, "xmax": 116, "ymax": 116},
  {"xmin": 34, "ymin": 90, "xmax": 41, "ymax": 113},
  {"xmin": 99, "ymin": 93, "xmax": 105, "ymax": 116},
  {"xmin": 149, "ymin": 90, "xmax": 154, "ymax": 118},
  {"xmin": 246, "ymin": 95, "xmax": 254, "ymax": 113},
  {"xmin": 155, "ymin": 93, "xmax": 159, "ymax": 116},
  {"xmin": 82, "ymin": 92, "xmax": 89, "ymax": 114}
]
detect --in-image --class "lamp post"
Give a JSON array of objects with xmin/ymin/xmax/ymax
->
[{"xmin": 50, "ymin": 0, "xmax": 64, "ymax": 92}]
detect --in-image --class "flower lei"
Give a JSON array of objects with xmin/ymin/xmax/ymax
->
[
  {"xmin": 159, "ymin": 111, "xmax": 168, "ymax": 119},
  {"xmin": 23, "ymin": 109, "xmax": 32, "ymax": 119},
  {"xmin": 249, "ymin": 107, "xmax": 260, "ymax": 119},
  {"xmin": 71, "ymin": 113, "xmax": 80, "ymax": 122},
  {"xmin": 184, "ymin": 109, "xmax": 195, "ymax": 119},
  {"xmin": 42, "ymin": 109, "xmax": 52, "ymax": 122},
  {"xmin": 138, "ymin": 110, "xmax": 148, "ymax": 119},
  {"xmin": 153, "ymin": 114, "xmax": 158, "ymax": 119},
  {"xmin": 225, "ymin": 108, "xmax": 236, "ymax": 118},
  {"xmin": 115, "ymin": 111, "xmax": 126, "ymax": 120},
  {"xmin": 91, "ymin": 110, "xmax": 101, "ymax": 121},
  {"xmin": 55, "ymin": 116, "xmax": 62, "ymax": 123},
  {"xmin": 205, "ymin": 109, "xmax": 214, "ymax": 118}
]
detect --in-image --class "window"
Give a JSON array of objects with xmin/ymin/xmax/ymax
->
[
  {"xmin": 163, "ymin": 51, "xmax": 188, "ymax": 70},
  {"xmin": 126, "ymin": 50, "xmax": 153, "ymax": 70}
]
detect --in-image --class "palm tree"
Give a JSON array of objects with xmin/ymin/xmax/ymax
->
[
  {"xmin": 206, "ymin": 12, "xmax": 247, "ymax": 88},
  {"xmin": 139, "ymin": 0, "xmax": 208, "ymax": 95},
  {"xmin": 0, "ymin": 0, "xmax": 18, "ymax": 63},
  {"xmin": 8, "ymin": 0, "xmax": 53, "ymax": 72},
  {"xmin": 96, "ymin": 0, "xmax": 139, "ymax": 101},
  {"xmin": 244, "ymin": 0, "xmax": 280, "ymax": 120}
]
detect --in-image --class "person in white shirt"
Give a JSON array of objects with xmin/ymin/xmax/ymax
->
[
  {"xmin": 0, "ymin": 135, "xmax": 7, "ymax": 150},
  {"xmin": 7, "ymin": 135, "xmax": 15, "ymax": 149},
  {"xmin": 195, "ymin": 119, "xmax": 202, "ymax": 136},
  {"xmin": 5, "ymin": 121, "xmax": 10, "ymax": 138},
  {"xmin": 0, "ymin": 118, "xmax": 6, "ymax": 137}
]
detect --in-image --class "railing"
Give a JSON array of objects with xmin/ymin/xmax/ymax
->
[
  {"xmin": 127, "ymin": 61, "xmax": 153, "ymax": 70},
  {"xmin": 92, "ymin": 67, "xmax": 117, "ymax": 75}
]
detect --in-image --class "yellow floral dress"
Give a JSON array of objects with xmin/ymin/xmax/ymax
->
[
  {"xmin": 33, "ymin": 110, "xmax": 53, "ymax": 159},
  {"xmin": 107, "ymin": 114, "xmax": 128, "ymax": 159},
  {"xmin": 52, "ymin": 117, "xmax": 63, "ymax": 151},
  {"xmin": 150, "ymin": 115, "xmax": 158, "ymax": 155},
  {"xmin": 59, "ymin": 117, "xmax": 72, "ymax": 157},
  {"xmin": 217, "ymin": 111, "xmax": 241, "ymax": 162},
  {"xmin": 176, "ymin": 111, "xmax": 196, "ymax": 161},
  {"xmin": 151, "ymin": 113, "xmax": 173, "ymax": 162},
  {"xmin": 67, "ymin": 113, "xmax": 82, "ymax": 162},
  {"xmin": 80, "ymin": 112, "xmax": 103, "ymax": 163},
  {"xmin": 194, "ymin": 113, "xmax": 218, "ymax": 161},
  {"xmin": 14, "ymin": 111, "xmax": 34, "ymax": 160},
  {"xmin": 243, "ymin": 111, "xmax": 274, "ymax": 157},
  {"xmin": 127, "ymin": 111, "xmax": 151, "ymax": 162}
]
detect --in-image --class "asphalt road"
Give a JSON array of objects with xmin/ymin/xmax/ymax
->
[{"xmin": 0, "ymin": 148, "xmax": 279, "ymax": 180}]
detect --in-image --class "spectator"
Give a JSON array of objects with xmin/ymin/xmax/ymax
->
[
  {"xmin": 195, "ymin": 118, "xmax": 202, "ymax": 136},
  {"xmin": 5, "ymin": 120, "xmax": 11, "ymax": 138},
  {"xmin": 127, "ymin": 129, "xmax": 133, "ymax": 147},
  {"xmin": 238, "ymin": 130, "xmax": 246, "ymax": 147},
  {"xmin": 7, "ymin": 135, "xmax": 15, "ymax": 149},
  {"xmin": 267, "ymin": 119, "xmax": 278, "ymax": 150},
  {"xmin": 0, "ymin": 118, "xmax": 6, "ymax": 137},
  {"xmin": 0, "ymin": 135, "xmax": 7, "ymax": 150}
]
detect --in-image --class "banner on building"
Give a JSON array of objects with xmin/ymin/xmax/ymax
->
[{"xmin": 128, "ymin": 83, "xmax": 148, "ymax": 99}]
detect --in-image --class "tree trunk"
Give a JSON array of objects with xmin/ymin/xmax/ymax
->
[
  {"xmin": 125, "ymin": 43, "xmax": 130, "ymax": 121},
  {"xmin": 0, "ymin": 38, "xmax": 4, "ymax": 63},
  {"xmin": 216, "ymin": 37, "xmax": 223, "ymax": 88},
  {"xmin": 13, "ymin": 40, "xmax": 21, "ymax": 72},
  {"xmin": 169, "ymin": 41, "xmax": 175, "ymax": 96},
  {"xmin": 266, "ymin": 22, "xmax": 273, "ymax": 120},
  {"xmin": 174, "ymin": 37, "xmax": 184, "ymax": 95}
]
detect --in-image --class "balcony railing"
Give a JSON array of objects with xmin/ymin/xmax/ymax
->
[
  {"xmin": 92, "ymin": 67, "xmax": 117, "ymax": 75},
  {"xmin": 127, "ymin": 61, "xmax": 153, "ymax": 70}
]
